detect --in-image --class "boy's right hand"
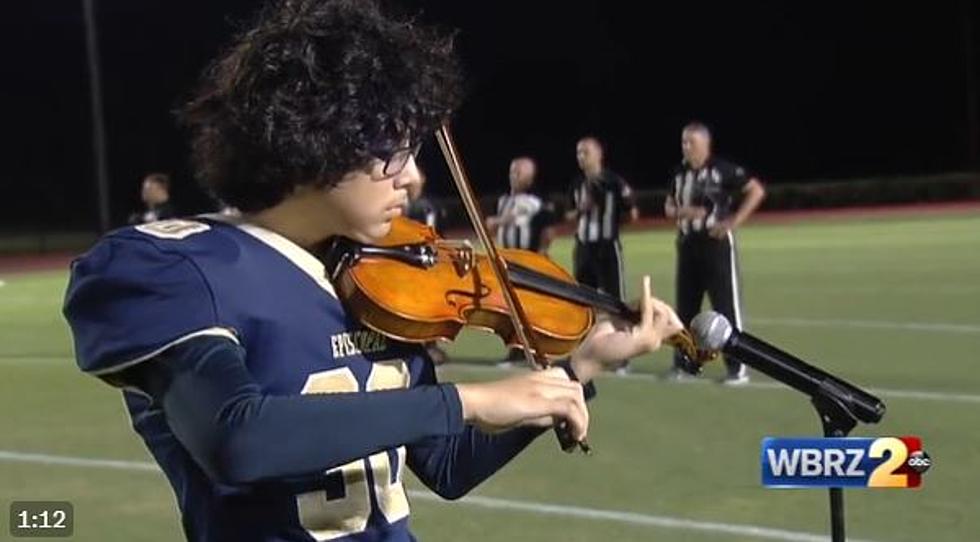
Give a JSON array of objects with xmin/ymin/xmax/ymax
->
[{"xmin": 455, "ymin": 368, "xmax": 588, "ymax": 441}]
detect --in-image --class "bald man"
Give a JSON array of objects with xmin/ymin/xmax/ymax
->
[
  {"xmin": 665, "ymin": 122, "xmax": 766, "ymax": 385},
  {"xmin": 489, "ymin": 156, "xmax": 558, "ymax": 367},
  {"xmin": 566, "ymin": 137, "xmax": 638, "ymax": 300},
  {"xmin": 488, "ymin": 157, "xmax": 555, "ymax": 253}
]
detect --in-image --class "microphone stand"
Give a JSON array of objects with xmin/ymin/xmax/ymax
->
[
  {"xmin": 684, "ymin": 352, "xmax": 861, "ymax": 541},
  {"xmin": 689, "ymin": 313, "xmax": 884, "ymax": 542},
  {"xmin": 810, "ymin": 381, "xmax": 859, "ymax": 542}
]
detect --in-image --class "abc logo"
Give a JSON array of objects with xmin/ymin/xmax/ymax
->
[{"xmin": 907, "ymin": 450, "xmax": 932, "ymax": 474}]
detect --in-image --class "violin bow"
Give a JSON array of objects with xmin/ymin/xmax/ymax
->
[{"xmin": 435, "ymin": 122, "xmax": 590, "ymax": 454}]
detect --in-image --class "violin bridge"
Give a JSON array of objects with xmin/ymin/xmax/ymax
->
[{"xmin": 438, "ymin": 240, "xmax": 475, "ymax": 277}]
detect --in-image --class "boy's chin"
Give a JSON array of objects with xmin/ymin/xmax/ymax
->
[{"xmin": 348, "ymin": 221, "xmax": 392, "ymax": 244}]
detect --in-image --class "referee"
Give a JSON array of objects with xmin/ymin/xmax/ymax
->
[
  {"xmin": 567, "ymin": 136, "xmax": 638, "ymax": 305},
  {"xmin": 488, "ymin": 157, "xmax": 555, "ymax": 254},
  {"xmin": 489, "ymin": 156, "xmax": 557, "ymax": 366},
  {"xmin": 665, "ymin": 122, "xmax": 766, "ymax": 384}
]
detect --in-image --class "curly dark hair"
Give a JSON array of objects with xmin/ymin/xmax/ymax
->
[{"xmin": 179, "ymin": 0, "xmax": 463, "ymax": 212}]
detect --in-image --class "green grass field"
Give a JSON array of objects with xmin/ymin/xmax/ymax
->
[{"xmin": 2, "ymin": 212, "xmax": 979, "ymax": 541}]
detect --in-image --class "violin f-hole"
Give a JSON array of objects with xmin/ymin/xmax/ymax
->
[{"xmin": 444, "ymin": 285, "xmax": 490, "ymax": 309}]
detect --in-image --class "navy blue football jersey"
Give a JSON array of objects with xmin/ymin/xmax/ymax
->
[{"xmin": 64, "ymin": 217, "xmax": 438, "ymax": 541}]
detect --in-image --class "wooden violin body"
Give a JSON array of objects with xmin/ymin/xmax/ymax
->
[
  {"xmin": 324, "ymin": 217, "xmax": 593, "ymax": 359},
  {"xmin": 323, "ymin": 217, "xmax": 713, "ymax": 370}
]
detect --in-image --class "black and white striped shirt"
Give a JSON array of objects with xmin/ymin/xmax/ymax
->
[
  {"xmin": 569, "ymin": 170, "xmax": 635, "ymax": 243},
  {"xmin": 495, "ymin": 192, "xmax": 543, "ymax": 250},
  {"xmin": 670, "ymin": 157, "xmax": 749, "ymax": 236}
]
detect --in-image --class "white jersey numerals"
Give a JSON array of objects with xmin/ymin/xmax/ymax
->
[
  {"xmin": 134, "ymin": 219, "xmax": 210, "ymax": 240},
  {"xmin": 296, "ymin": 361, "xmax": 412, "ymax": 541}
]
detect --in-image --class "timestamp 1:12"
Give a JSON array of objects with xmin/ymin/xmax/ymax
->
[{"xmin": 16, "ymin": 510, "xmax": 68, "ymax": 529}]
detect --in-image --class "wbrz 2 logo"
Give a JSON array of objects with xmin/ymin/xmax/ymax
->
[{"xmin": 761, "ymin": 437, "xmax": 930, "ymax": 488}]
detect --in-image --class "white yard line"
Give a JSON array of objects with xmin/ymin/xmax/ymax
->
[
  {"xmin": 0, "ymin": 450, "xmax": 875, "ymax": 542},
  {"xmin": 750, "ymin": 317, "xmax": 980, "ymax": 335}
]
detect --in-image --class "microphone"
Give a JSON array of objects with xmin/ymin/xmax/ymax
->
[{"xmin": 690, "ymin": 311, "xmax": 885, "ymax": 424}]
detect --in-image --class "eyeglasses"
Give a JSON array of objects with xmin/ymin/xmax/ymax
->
[{"xmin": 376, "ymin": 143, "xmax": 422, "ymax": 178}]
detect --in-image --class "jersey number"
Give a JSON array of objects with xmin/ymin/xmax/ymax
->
[{"xmin": 296, "ymin": 361, "xmax": 411, "ymax": 540}]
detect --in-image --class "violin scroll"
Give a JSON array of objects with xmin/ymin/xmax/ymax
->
[{"xmin": 666, "ymin": 330, "xmax": 718, "ymax": 375}]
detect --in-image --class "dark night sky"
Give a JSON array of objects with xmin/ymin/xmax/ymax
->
[{"xmin": 2, "ymin": 1, "xmax": 978, "ymax": 231}]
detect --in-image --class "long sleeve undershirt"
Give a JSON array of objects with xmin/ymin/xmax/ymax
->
[{"xmin": 124, "ymin": 335, "xmax": 553, "ymax": 498}]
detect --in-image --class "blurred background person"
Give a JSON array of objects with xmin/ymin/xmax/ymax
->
[
  {"xmin": 216, "ymin": 200, "xmax": 240, "ymax": 217},
  {"xmin": 128, "ymin": 172, "xmax": 176, "ymax": 225},
  {"xmin": 488, "ymin": 156, "xmax": 551, "ymax": 252},
  {"xmin": 487, "ymin": 156, "xmax": 557, "ymax": 366},
  {"xmin": 566, "ymin": 137, "xmax": 639, "ymax": 374},
  {"xmin": 403, "ymin": 168, "xmax": 449, "ymax": 364},
  {"xmin": 532, "ymin": 199, "xmax": 559, "ymax": 256},
  {"xmin": 665, "ymin": 121, "xmax": 766, "ymax": 385},
  {"xmin": 404, "ymin": 169, "xmax": 445, "ymax": 232}
]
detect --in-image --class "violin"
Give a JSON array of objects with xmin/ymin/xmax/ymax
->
[{"xmin": 323, "ymin": 216, "xmax": 713, "ymax": 371}]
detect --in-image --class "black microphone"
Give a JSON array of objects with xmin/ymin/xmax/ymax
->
[{"xmin": 690, "ymin": 311, "xmax": 886, "ymax": 424}]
